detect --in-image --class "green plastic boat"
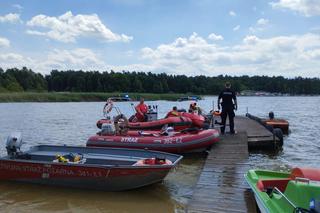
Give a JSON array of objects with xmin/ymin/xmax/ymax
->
[{"xmin": 245, "ymin": 168, "xmax": 320, "ymax": 213}]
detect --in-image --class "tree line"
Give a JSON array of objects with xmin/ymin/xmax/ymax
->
[
  {"xmin": 1, "ymin": 67, "xmax": 320, "ymax": 95},
  {"xmin": 0, "ymin": 67, "xmax": 47, "ymax": 92}
]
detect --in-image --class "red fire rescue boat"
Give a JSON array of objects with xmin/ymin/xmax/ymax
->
[
  {"xmin": 87, "ymin": 128, "xmax": 219, "ymax": 154},
  {"xmin": 97, "ymin": 116, "xmax": 193, "ymax": 131}
]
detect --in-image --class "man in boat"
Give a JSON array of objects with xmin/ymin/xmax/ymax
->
[
  {"xmin": 135, "ymin": 97, "xmax": 148, "ymax": 122},
  {"xmin": 165, "ymin": 106, "xmax": 181, "ymax": 118},
  {"xmin": 189, "ymin": 102, "xmax": 202, "ymax": 115},
  {"xmin": 218, "ymin": 82, "xmax": 237, "ymax": 134}
]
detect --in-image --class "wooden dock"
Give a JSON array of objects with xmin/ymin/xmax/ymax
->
[
  {"xmin": 235, "ymin": 116, "xmax": 281, "ymax": 149},
  {"xmin": 186, "ymin": 116, "xmax": 276, "ymax": 213}
]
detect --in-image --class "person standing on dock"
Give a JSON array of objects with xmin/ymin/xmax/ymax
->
[{"xmin": 218, "ymin": 82, "xmax": 237, "ymax": 134}]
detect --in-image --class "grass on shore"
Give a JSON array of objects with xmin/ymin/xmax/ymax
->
[{"xmin": 0, "ymin": 92, "xmax": 190, "ymax": 102}]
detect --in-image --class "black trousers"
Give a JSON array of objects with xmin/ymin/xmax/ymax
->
[{"xmin": 220, "ymin": 107, "xmax": 235, "ymax": 134}]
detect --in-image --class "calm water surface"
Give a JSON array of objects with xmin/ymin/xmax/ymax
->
[{"xmin": 0, "ymin": 96, "xmax": 319, "ymax": 212}]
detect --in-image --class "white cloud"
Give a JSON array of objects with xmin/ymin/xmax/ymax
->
[
  {"xmin": 26, "ymin": 11, "xmax": 133, "ymax": 43},
  {"xmin": 270, "ymin": 0, "xmax": 320, "ymax": 17},
  {"xmin": 12, "ymin": 4, "xmax": 23, "ymax": 10},
  {"xmin": 125, "ymin": 50, "xmax": 134, "ymax": 57},
  {"xmin": 0, "ymin": 13, "xmax": 22, "ymax": 23},
  {"xmin": 0, "ymin": 37, "xmax": 10, "ymax": 47},
  {"xmin": 0, "ymin": 53, "xmax": 34, "ymax": 70},
  {"xmin": 250, "ymin": 18, "xmax": 270, "ymax": 32},
  {"xmin": 0, "ymin": 47, "xmax": 154, "ymax": 74},
  {"xmin": 208, "ymin": 33, "xmax": 224, "ymax": 41},
  {"xmin": 43, "ymin": 48, "xmax": 106, "ymax": 71},
  {"xmin": 257, "ymin": 18, "xmax": 269, "ymax": 26},
  {"xmin": 0, "ymin": 48, "xmax": 108, "ymax": 74},
  {"xmin": 303, "ymin": 49, "xmax": 320, "ymax": 59},
  {"xmin": 229, "ymin": 10, "xmax": 236, "ymax": 16},
  {"xmin": 107, "ymin": 63, "xmax": 153, "ymax": 72},
  {"xmin": 139, "ymin": 33, "xmax": 320, "ymax": 77},
  {"xmin": 0, "ymin": 53, "xmax": 24, "ymax": 61},
  {"xmin": 233, "ymin": 25, "xmax": 240, "ymax": 31},
  {"xmin": 25, "ymin": 30, "xmax": 46, "ymax": 36},
  {"xmin": 2, "ymin": 33, "xmax": 320, "ymax": 77},
  {"xmin": 243, "ymin": 35, "xmax": 259, "ymax": 45}
]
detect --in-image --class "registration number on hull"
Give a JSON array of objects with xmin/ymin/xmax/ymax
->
[
  {"xmin": 121, "ymin": 137, "xmax": 138, "ymax": 143},
  {"xmin": 164, "ymin": 137, "xmax": 183, "ymax": 144}
]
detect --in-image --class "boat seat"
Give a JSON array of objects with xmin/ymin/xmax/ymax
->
[
  {"xmin": 283, "ymin": 180, "xmax": 319, "ymax": 207},
  {"xmin": 257, "ymin": 167, "xmax": 320, "ymax": 193},
  {"xmin": 290, "ymin": 167, "xmax": 320, "ymax": 181},
  {"xmin": 256, "ymin": 178, "xmax": 291, "ymax": 192}
]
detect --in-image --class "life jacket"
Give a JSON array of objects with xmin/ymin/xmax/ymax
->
[
  {"xmin": 136, "ymin": 103, "xmax": 148, "ymax": 114},
  {"xmin": 135, "ymin": 103, "xmax": 148, "ymax": 122},
  {"xmin": 135, "ymin": 112, "xmax": 146, "ymax": 122},
  {"xmin": 213, "ymin": 110, "xmax": 221, "ymax": 116},
  {"xmin": 56, "ymin": 155, "xmax": 68, "ymax": 163},
  {"xmin": 166, "ymin": 110, "xmax": 180, "ymax": 117}
]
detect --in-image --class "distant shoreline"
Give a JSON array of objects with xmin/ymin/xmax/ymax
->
[
  {"xmin": 0, "ymin": 92, "xmax": 187, "ymax": 102},
  {"xmin": 0, "ymin": 92, "xmax": 318, "ymax": 103}
]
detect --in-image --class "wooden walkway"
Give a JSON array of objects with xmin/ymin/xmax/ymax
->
[
  {"xmin": 235, "ymin": 116, "xmax": 279, "ymax": 149},
  {"xmin": 187, "ymin": 132, "xmax": 257, "ymax": 212},
  {"xmin": 186, "ymin": 116, "xmax": 279, "ymax": 213}
]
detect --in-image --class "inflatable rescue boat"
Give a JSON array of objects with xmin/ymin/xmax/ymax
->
[
  {"xmin": 97, "ymin": 116, "xmax": 193, "ymax": 131},
  {"xmin": 87, "ymin": 127, "xmax": 219, "ymax": 154}
]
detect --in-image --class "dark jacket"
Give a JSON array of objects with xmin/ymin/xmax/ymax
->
[{"xmin": 218, "ymin": 88, "xmax": 237, "ymax": 109}]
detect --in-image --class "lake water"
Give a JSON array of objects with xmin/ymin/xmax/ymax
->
[{"xmin": 0, "ymin": 96, "xmax": 319, "ymax": 212}]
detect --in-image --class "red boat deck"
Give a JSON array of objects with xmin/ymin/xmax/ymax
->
[{"xmin": 186, "ymin": 116, "xmax": 277, "ymax": 213}]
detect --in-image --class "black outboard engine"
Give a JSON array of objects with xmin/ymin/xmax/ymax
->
[
  {"xmin": 146, "ymin": 105, "xmax": 158, "ymax": 121},
  {"xmin": 269, "ymin": 111, "xmax": 275, "ymax": 120},
  {"xmin": 6, "ymin": 132, "xmax": 23, "ymax": 158},
  {"xmin": 101, "ymin": 123, "xmax": 116, "ymax": 135}
]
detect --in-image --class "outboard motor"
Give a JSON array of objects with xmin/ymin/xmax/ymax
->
[
  {"xmin": 146, "ymin": 105, "xmax": 158, "ymax": 121},
  {"xmin": 6, "ymin": 132, "xmax": 23, "ymax": 158},
  {"xmin": 269, "ymin": 111, "xmax": 275, "ymax": 120},
  {"xmin": 101, "ymin": 123, "xmax": 116, "ymax": 135}
]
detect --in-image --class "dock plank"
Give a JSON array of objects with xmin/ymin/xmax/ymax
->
[
  {"xmin": 187, "ymin": 132, "xmax": 257, "ymax": 213},
  {"xmin": 186, "ymin": 116, "xmax": 278, "ymax": 213},
  {"xmin": 235, "ymin": 116, "xmax": 273, "ymax": 137}
]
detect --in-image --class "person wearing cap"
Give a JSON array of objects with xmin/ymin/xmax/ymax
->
[{"xmin": 218, "ymin": 82, "xmax": 237, "ymax": 134}]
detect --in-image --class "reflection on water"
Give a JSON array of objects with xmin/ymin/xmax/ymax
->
[
  {"xmin": 0, "ymin": 96, "xmax": 319, "ymax": 212},
  {"xmin": 0, "ymin": 182, "xmax": 173, "ymax": 213},
  {"xmin": 0, "ymin": 154, "xmax": 206, "ymax": 213}
]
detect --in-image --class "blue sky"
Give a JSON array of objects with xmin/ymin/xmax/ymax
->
[{"xmin": 0, "ymin": 0, "xmax": 320, "ymax": 77}]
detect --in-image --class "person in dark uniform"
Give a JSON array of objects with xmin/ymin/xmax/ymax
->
[{"xmin": 218, "ymin": 82, "xmax": 237, "ymax": 134}]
